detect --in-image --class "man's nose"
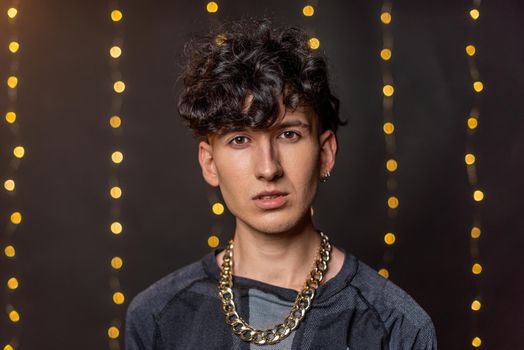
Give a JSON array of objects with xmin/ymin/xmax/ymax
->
[{"xmin": 254, "ymin": 138, "xmax": 283, "ymax": 181}]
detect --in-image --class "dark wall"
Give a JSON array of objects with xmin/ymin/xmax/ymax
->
[{"xmin": 0, "ymin": 0, "xmax": 523, "ymax": 349}]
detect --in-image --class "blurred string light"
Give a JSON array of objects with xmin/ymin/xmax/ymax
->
[
  {"xmin": 464, "ymin": 1, "xmax": 485, "ymax": 348},
  {"xmin": 206, "ymin": 1, "xmax": 218, "ymax": 13},
  {"xmin": 307, "ymin": 37, "xmax": 320, "ymax": 50},
  {"xmin": 107, "ymin": 2, "xmax": 126, "ymax": 349},
  {"xmin": 7, "ymin": 76, "xmax": 18, "ymax": 88},
  {"xmin": 8, "ymin": 41, "xmax": 19, "ymax": 53},
  {"xmin": 377, "ymin": 0, "xmax": 398, "ymax": 280},
  {"xmin": 3, "ymin": 3, "xmax": 24, "ymax": 350},
  {"xmin": 7, "ymin": 7, "xmax": 18, "ymax": 19},
  {"xmin": 302, "ymin": 5, "xmax": 314, "ymax": 17}
]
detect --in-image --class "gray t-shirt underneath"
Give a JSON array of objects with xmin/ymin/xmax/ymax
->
[{"xmin": 125, "ymin": 248, "xmax": 437, "ymax": 349}]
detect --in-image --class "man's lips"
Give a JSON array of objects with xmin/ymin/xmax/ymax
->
[
  {"xmin": 253, "ymin": 192, "xmax": 288, "ymax": 209},
  {"xmin": 252, "ymin": 191, "xmax": 288, "ymax": 200}
]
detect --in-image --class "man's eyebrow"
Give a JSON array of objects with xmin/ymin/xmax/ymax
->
[{"xmin": 275, "ymin": 120, "xmax": 311, "ymax": 129}]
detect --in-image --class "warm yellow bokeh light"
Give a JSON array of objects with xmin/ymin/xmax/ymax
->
[
  {"xmin": 467, "ymin": 117, "xmax": 478, "ymax": 130},
  {"xmin": 113, "ymin": 291, "xmax": 125, "ymax": 305},
  {"xmin": 110, "ymin": 186, "xmax": 122, "ymax": 199},
  {"xmin": 473, "ymin": 81, "xmax": 484, "ymax": 92},
  {"xmin": 10, "ymin": 212, "xmax": 22, "ymax": 225},
  {"xmin": 466, "ymin": 44, "xmax": 476, "ymax": 56},
  {"xmin": 108, "ymin": 326, "xmax": 120, "ymax": 339},
  {"xmin": 383, "ymin": 84, "xmax": 394, "ymax": 97},
  {"xmin": 7, "ymin": 8, "xmax": 18, "ymax": 19},
  {"xmin": 4, "ymin": 245, "xmax": 16, "ymax": 258},
  {"xmin": 110, "ymin": 46, "xmax": 122, "ymax": 58},
  {"xmin": 7, "ymin": 76, "xmax": 18, "ymax": 89},
  {"xmin": 383, "ymin": 122, "xmax": 395, "ymax": 135},
  {"xmin": 8, "ymin": 41, "xmax": 20, "ymax": 53},
  {"xmin": 470, "ymin": 9, "xmax": 480, "ymax": 20},
  {"xmin": 380, "ymin": 48, "xmax": 392, "ymax": 61},
  {"xmin": 303, "ymin": 5, "xmax": 314, "ymax": 17},
  {"xmin": 384, "ymin": 233, "xmax": 396, "ymax": 245},
  {"xmin": 378, "ymin": 268, "xmax": 389, "ymax": 279},
  {"xmin": 109, "ymin": 115, "xmax": 122, "ymax": 128},
  {"xmin": 13, "ymin": 146, "xmax": 25, "ymax": 158},
  {"xmin": 111, "ymin": 10, "xmax": 123, "ymax": 22},
  {"xmin": 113, "ymin": 81, "xmax": 126, "ymax": 93},
  {"xmin": 471, "ymin": 227, "xmax": 481, "ymax": 239},
  {"xmin": 380, "ymin": 11, "xmax": 392, "ymax": 24},
  {"xmin": 6, "ymin": 111, "xmax": 17, "ymax": 124},
  {"xmin": 208, "ymin": 235, "xmax": 220, "ymax": 248},
  {"xmin": 465, "ymin": 153, "xmax": 476, "ymax": 165},
  {"xmin": 4, "ymin": 179, "xmax": 15, "ymax": 191},
  {"xmin": 471, "ymin": 299, "xmax": 481, "ymax": 311},
  {"xmin": 387, "ymin": 196, "xmax": 399, "ymax": 209},
  {"xmin": 7, "ymin": 277, "xmax": 19, "ymax": 290},
  {"xmin": 472, "ymin": 263, "xmax": 482, "ymax": 275},
  {"xmin": 111, "ymin": 256, "xmax": 123, "ymax": 269},
  {"xmin": 9, "ymin": 310, "xmax": 20, "ymax": 322},
  {"xmin": 473, "ymin": 190, "xmax": 484, "ymax": 202},
  {"xmin": 472, "ymin": 336, "xmax": 482, "ymax": 347},
  {"xmin": 212, "ymin": 202, "xmax": 225, "ymax": 215},
  {"xmin": 111, "ymin": 151, "xmax": 124, "ymax": 164},
  {"xmin": 206, "ymin": 1, "xmax": 219, "ymax": 13},
  {"xmin": 4, "ymin": 344, "xmax": 14, "ymax": 350},
  {"xmin": 308, "ymin": 37, "xmax": 320, "ymax": 50},
  {"xmin": 110, "ymin": 222, "xmax": 123, "ymax": 235},
  {"xmin": 386, "ymin": 159, "xmax": 398, "ymax": 172}
]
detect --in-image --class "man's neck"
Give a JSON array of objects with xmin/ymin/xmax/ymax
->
[
  {"xmin": 231, "ymin": 222, "xmax": 321, "ymax": 291},
  {"xmin": 215, "ymin": 214, "xmax": 345, "ymax": 292}
]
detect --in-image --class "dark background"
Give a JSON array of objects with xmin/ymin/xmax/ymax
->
[{"xmin": 0, "ymin": 0, "xmax": 523, "ymax": 349}]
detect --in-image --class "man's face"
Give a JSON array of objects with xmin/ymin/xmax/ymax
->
[{"xmin": 198, "ymin": 102, "xmax": 336, "ymax": 236}]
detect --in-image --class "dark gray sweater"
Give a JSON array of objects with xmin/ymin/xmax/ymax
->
[{"xmin": 125, "ymin": 248, "xmax": 437, "ymax": 349}]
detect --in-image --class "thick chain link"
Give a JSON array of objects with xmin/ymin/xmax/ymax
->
[{"xmin": 218, "ymin": 231, "xmax": 332, "ymax": 345}]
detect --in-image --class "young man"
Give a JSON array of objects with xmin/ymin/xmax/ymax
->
[{"xmin": 125, "ymin": 20, "xmax": 437, "ymax": 349}]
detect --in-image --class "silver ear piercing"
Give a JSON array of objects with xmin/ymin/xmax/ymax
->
[{"xmin": 320, "ymin": 170, "xmax": 331, "ymax": 183}]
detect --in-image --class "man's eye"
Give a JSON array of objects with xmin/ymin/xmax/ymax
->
[
  {"xmin": 230, "ymin": 136, "xmax": 249, "ymax": 145},
  {"xmin": 280, "ymin": 131, "xmax": 300, "ymax": 140}
]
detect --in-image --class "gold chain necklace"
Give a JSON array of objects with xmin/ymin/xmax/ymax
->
[{"xmin": 218, "ymin": 231, "xmax": 332, "ymax": 345}]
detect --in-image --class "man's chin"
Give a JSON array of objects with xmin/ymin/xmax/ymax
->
[{"xmin": 246, "ymin": 217, "xmax": 305, "ymax": 236}]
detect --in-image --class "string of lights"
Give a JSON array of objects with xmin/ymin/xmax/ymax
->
[
  {"xmin": 302, "ymin": 2, "xmax": 320, "ymax": 51},
  {"xmin": 106, "ymin": 2, "xmax": 126, "ymax": 349},
  {"xmin": 206, "ymin": 1, "xmax": 223, "ymax": 250},
  {"xmin": 301, "ymin": 1, "xmax": 319, "ymax": 220},
  {"xmin": 296, "ymin": 1, "xmax": 320, "ymax": 221},
  {"xmin": 464, "ymin": 1, "xmax": 484, "ymax": 348},
  {"xmin": 377, "ymin": 0, "xmax": 397, "ymax": 280},
  {"xmin": 3, "ymin": 3, "xmax": 24, "ymax": 350}
]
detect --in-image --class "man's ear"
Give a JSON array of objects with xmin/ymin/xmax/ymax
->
[
  {"xmin": 318, "ymin": 129, "xmax": 337, "ymax": 176},
  {"xmin": 198, "ymin": 140, "xmax": 220, "ymax": 187}
]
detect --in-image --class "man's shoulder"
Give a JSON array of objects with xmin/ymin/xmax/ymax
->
[
  {"xmin": 349, "ymin": 258, "xmax": 436, "ymax": 347},
  {"xmin": 352, "ymin": 260, "xmax": 431, "ymax": 325},
  {"xmin": 125, "ymin": 256, "xmax": 212, "ymax": 349},
  {"xmin": 127, "ymin": 257, "xmax": 208, "ymax": 319}
]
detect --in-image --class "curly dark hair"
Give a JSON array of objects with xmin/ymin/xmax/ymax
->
[{"xmin": 177, "ymin": 18, "xmax": 346, "ymax": 140}]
